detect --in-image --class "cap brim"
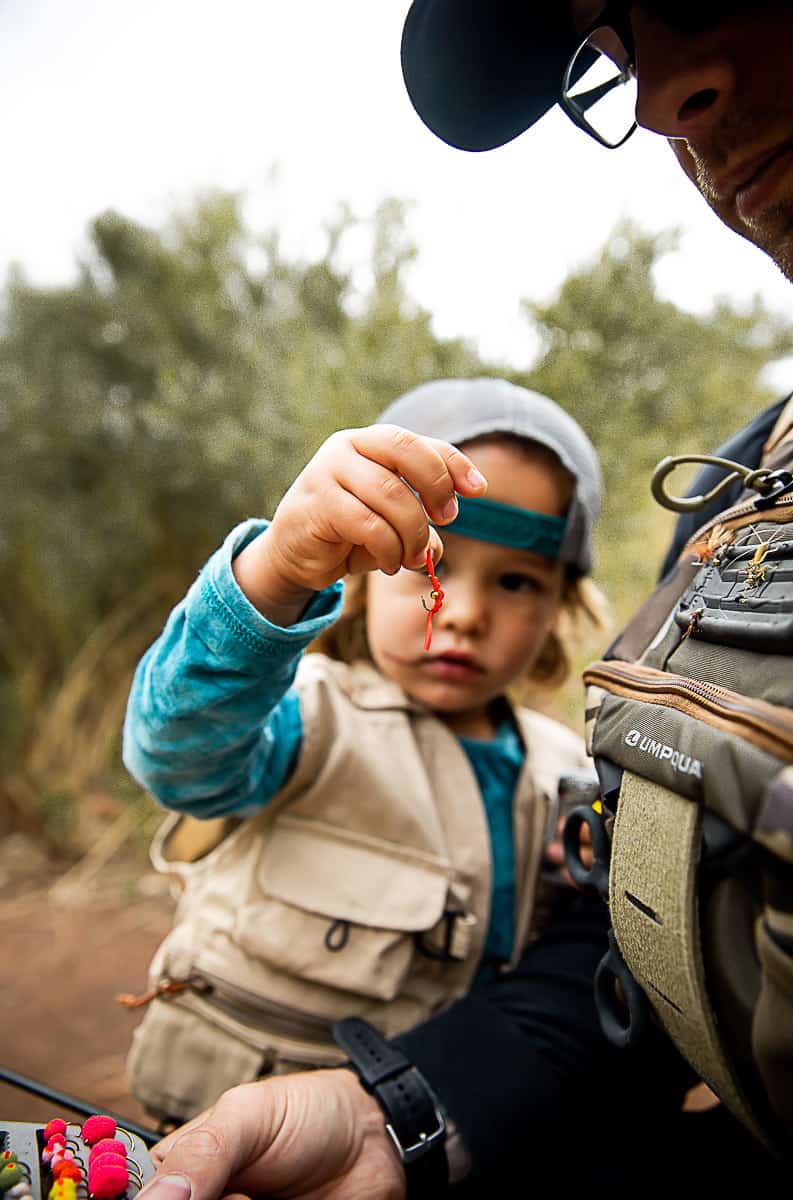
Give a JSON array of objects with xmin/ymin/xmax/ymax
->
[{"xmin": 401, "ymin": 0, "xmax": 579, "ymax": 152}]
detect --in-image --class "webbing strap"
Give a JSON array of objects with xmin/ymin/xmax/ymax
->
[
  {"xmin": 609, "ymin": 771, "xmax": 771, "ymax": 1149},
  {"xmin": 762, "ymin": 393, "xmax": 793, "ymax": 458}
]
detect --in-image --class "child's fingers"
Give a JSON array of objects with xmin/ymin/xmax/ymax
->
[
  {"xmin": 269, "ymin": 424, "xmax": 475, "ymax": 590},
  {"xmin": 426, "ymin": 527, "xmax": 444, "ymax": 566},
  {"xmin": 347, "ymin": 529, "xmax": 444, "ymax": 577},
  {"xmin": 332, "ymin": 454, "xmax": 436, "ymax": 568},
  {"xmin": 422, "ymin": 435, "xmax": 489, "ymax": 501},
  {"xmin": 346, "ymin": 545, "xmax": 383, "ymax": 575},
  {"xmin": 329, "ymin": 488, "xmax": 408, "ymax": 576},
  {"xmin": 350, "ymin": 425, "xmax": 487, "ymax": 527}
]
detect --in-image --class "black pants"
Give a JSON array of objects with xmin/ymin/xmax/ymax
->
[{"xmin": 454, "ymin": 1103, "xmax": 788, "ymax": 1195}]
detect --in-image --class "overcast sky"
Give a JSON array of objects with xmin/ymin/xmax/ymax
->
[{"xmin": 2, "ymin": 0, "xmax": 791, "ymax": 380}]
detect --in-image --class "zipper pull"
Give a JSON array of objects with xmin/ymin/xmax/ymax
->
[{"xmin": 115, "ymin": 976, "xmax": 197, "ymax": 1009}]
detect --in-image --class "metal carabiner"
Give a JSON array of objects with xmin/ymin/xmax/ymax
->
[{"xmin": 650, "ymin": 454, "xmax": 785, "ymax": 514}]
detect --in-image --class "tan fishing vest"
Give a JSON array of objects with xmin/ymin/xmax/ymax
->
[{"xmin": 126, "ymin": 654, "xmax": 588, "ymax": 1125}]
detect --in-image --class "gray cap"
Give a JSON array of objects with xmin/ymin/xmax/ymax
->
[{"xmin": 377, "ymin": 377, "xmax": 602, "ymax": 575}]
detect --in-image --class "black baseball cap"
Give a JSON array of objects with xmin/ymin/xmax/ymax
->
[{"xmin": 400, "ymin": 0, "xmax": 580, "ymax": 152}]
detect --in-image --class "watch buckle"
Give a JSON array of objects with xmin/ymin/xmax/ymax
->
[{"xmin": 385, "ymin": 1107, "xmax": 446, "ymax": 1165}]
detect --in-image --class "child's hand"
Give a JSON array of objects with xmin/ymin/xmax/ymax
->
[{"xmin": 233, "ymin": 424, "xmax": 487, "ymax": 624}]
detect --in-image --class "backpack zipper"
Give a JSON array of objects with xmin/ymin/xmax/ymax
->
[
  {"xmin": 682, "ymin": 499, "xmax": 793, "ymax": 558},
  {"xmin": 584, "ymin": 660, "xmax": 793, "ymax": 762}
]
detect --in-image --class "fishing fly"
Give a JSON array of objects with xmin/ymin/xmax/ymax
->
[{"xmin": 421, "ymin": 548, "xmax": 444, "ymax": 651}]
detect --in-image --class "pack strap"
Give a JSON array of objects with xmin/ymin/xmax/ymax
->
[
  {"xmin": 609, "ymin": 771, "xmax": 773, "ymax": 1149},
  {"xmin": 762, "ymin": 393, "xmax": 793, "ymax": 459}
]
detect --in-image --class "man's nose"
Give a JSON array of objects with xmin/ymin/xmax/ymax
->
[{"xmin": 630, "ymin": 8, "xmax": 736, "ymax": 139}]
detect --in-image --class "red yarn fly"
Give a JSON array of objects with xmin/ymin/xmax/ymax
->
[{"xmin": 421, "ymin": 547, "xmax": 444, "ymax": 651}]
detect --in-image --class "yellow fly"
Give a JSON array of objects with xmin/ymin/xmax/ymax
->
[{"xmin": 743, "ymin": 540, "xmax": 770, "ymax": 588}]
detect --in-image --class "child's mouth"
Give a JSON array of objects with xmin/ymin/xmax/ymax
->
[{"xmin": 424, "ymin": 652, "xmax": 485, "ymax": 679}]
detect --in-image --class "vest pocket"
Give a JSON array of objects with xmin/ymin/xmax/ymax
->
[
  {"xmin": 126, "ymin": 998, "xmax": 269, "ymax": 1126},
  {"xmin": 232, "ymin": 815, "xmax": 453, "ymax": 1002}
]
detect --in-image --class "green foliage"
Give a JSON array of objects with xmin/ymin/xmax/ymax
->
[
  {"xmin": 1, "ymin": 201, "xmax": 791, "ymax": 838},
  {"xmin": 37, "ymin": 790, "xmax": 76, "ymax": 843},
  {"xmin": 0, "ymin": 191, "xmax": 485, "ymax": 827},
  {"xmin": 524, "ymin": 219, "xmax": 793, "ymax": 618}
]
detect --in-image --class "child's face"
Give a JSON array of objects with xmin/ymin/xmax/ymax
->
[{"xmin": 365, "ymin": 438, "xmax": 570, "ymax": 738}]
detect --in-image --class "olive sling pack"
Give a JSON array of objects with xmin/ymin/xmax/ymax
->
[{"xmin": 570, "ymin": 416, "xmax": 793, "ymax": 1157}]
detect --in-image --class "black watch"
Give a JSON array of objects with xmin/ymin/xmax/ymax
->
[{"xmin": 333, "ymin": 1017, "xmax": 448, "ymax": 1198}]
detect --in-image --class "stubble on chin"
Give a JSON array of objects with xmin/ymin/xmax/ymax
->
[
  {"xmin": 746, "ymin": 214, "xmax": 793, "ymax": 283},
  {"xmin": 701, "ymin": 180, "xmax": 793, "ymax": 283},
  {"xmin": 679, "ymin": 125, "xmax": 793, "ymax": 284}
]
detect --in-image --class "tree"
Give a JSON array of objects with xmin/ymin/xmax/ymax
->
[
  {"xmin": 524, "ymin": 220, "xmax": 793, "ymax": 618},
  {"xmin": 0, "ymin": 192, "xmax": 485, "ymax": 834},
  {"xmin": 2, "ymin": 205, "xmax": 791, "ymax": 840}
]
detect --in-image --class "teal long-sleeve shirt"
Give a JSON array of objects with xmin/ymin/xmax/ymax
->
[{"xmin": 123, "ymin": 519, "xmax": 521, "ymax": 964}]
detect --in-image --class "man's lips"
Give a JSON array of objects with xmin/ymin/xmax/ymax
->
[{"xmin": 712, "ymin": 138, "xmax": 793, "ymax": 221}]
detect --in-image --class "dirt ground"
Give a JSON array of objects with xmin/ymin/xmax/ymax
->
[{"xmin": 0, "ymin": 835, "xmax": 175, "ymax": 1135}]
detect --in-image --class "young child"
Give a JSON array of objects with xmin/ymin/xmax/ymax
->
[{"xmin": 121, "ymin": 376, "xmax": 605, "ymax": 1127}]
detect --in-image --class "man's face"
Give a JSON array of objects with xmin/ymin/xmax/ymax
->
[{"xmin": 572, "ymin": 3, "xmax": 793, "ymax": 281}]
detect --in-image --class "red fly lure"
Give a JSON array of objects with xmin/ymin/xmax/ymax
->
[{"xmin": 421, "ymin": 547, "xmax": 444, "ymax": 651}]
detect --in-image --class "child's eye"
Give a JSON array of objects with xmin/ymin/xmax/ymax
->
[{"xmin": 499, "ymin": 572, "xmax": 541, "ymax": 594}]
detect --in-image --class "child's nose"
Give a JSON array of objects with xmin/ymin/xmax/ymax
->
[{"xmin": 437, "ymin": 582, "xmax": 488, "ymax": 635}]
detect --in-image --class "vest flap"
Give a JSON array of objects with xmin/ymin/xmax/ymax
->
[{"xmin": 258, "ymin": 816, "xmax": 451, "ymax": 932}]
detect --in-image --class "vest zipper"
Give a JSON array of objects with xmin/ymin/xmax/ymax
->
[
  {"xmin": 584, "ymin": 660, "xmax": 793, "ymax": 761},
  {"xmin": 154, "ymin": 969, "xmax": 337, "ymax": 1045}
]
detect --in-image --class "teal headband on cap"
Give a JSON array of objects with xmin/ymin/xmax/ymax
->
[{"xmin": 439, "ymin": 495, "xmax": 567, "ymax": 558}]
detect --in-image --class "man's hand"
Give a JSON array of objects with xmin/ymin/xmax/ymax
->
[{"xmin": 141, "ymin": 1069, "xmax": 405, "ymax": 1200}]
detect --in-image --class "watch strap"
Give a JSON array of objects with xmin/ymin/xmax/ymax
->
[{"xmin": 333, "ymin": 1017, "xmax": 448, "ymax": 1198}]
